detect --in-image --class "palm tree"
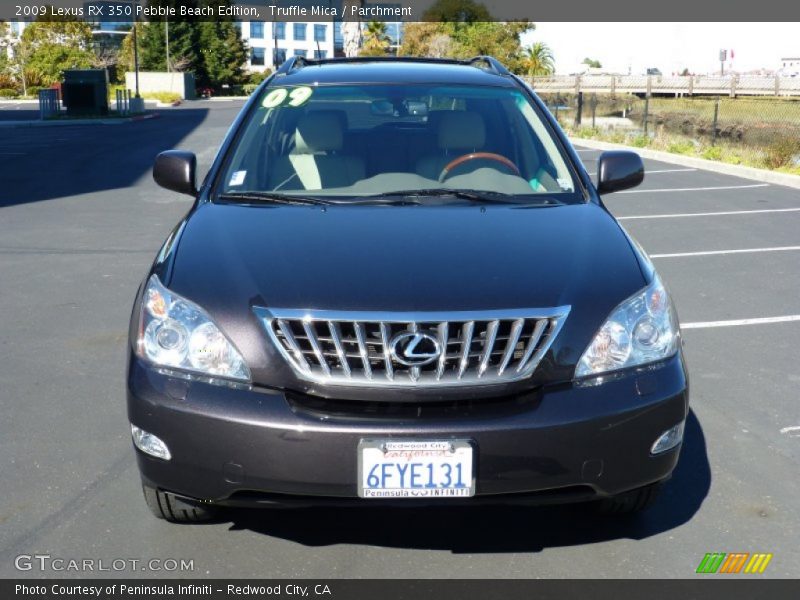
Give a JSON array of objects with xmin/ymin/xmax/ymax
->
[
  {"xmin": 524, "ymin": 42, "xmax": 555, "ymax": 84},
  {"xmin": 359, "ymin": 21, "xmax": 391, "ymax": 57}
]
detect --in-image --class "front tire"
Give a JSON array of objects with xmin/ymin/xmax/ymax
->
[
  {"xmin": 595, "ymin": 482, "xmax": 663, "ymax": 515},
  {"xmin": 142, "ymin": 483, "xmax": 218, "ymax": 523}
]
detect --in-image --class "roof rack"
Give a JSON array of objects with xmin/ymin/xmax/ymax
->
[
  {"xmin": 466, "ymin": 56, "xmax": 511, "ymax": 75},
  {"xmin": 274, "ymin": 55, "xmax": 512, "ymax": 76},
  {"xmin": 275, "ymin": 55, "xmax": 309, "ymax": 75}
]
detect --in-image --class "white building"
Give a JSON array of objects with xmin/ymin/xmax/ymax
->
[
  {"xmin": 779, "ymin": 57, "xmax": 800, "ymax": 76},
  {"xmin": 239, "ymin": 21, "xmax": 335, "ymax": 72}
]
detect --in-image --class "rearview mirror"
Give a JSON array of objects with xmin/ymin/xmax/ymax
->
[
  {"xmin": 153, "ymin": 150, "xmax": 197, "ymax": 196},
  {"xmin": 596, "ymin": 150, "xmax": 644, "ymax": 194}
]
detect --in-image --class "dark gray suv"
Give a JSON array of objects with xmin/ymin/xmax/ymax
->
[{"xmin": 128, "ymin": 56, "xmax": 688, "ymax": 522}]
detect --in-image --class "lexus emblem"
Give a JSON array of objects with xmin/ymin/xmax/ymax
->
[{"xmin": 389, "ymin": 332, "xmax": 442, "ymax": 367}]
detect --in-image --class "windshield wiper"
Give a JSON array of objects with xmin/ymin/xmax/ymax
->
[
  {"xmin": 367, "ymin": 189, "xmax": 558, "ymax": 205},
  {"xmin": 217, "ymin": 192, "xmax": 422, "ymax": 207},
  {"xmin": 217, "ymin": 192, "xmax": 334, "ymax": 206}
]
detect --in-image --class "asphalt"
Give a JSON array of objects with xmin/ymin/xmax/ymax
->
[{"xmin": 0, "ymin": 100, "xmax": 798, "ymax": 578}]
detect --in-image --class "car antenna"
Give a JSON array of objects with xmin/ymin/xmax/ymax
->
[{"xmin": 316, "ymin": 40, "xmax": 321, "ymax": 60}]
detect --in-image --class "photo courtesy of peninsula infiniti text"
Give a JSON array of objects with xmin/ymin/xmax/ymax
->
[{"xmin": 127, "ymin": 55, "xmax": 689, "ymax": 522}]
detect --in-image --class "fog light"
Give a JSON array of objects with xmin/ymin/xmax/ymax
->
[
  {"xmin": 651, "ymin": 421, "xmax": 685, "ymax": 455},
  {"xmin": 131, "ymin": 424, "xmax": 171, "ymax": 460}
]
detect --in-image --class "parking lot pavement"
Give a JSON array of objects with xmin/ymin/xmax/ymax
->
[
  {"xmin": 0, "ymin": 102, "xmax": 39, "ymax": 121},
  {"xmin": 0, "ymin": 106, "xmax": 798, "ymax": 578}
]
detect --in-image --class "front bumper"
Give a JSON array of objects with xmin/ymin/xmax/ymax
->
[{"xmin": 127, "ymin": 353, "xmax": 689, "ymax": 507}]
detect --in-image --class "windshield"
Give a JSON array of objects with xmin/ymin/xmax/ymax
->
[{"xmin": 215, "ymin": 82, "xmax": 583, "ymax": 204}]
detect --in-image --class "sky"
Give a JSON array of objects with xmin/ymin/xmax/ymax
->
[{"xmin": 521, "ymin": 23, "xmax": 800, "ymax": 75}]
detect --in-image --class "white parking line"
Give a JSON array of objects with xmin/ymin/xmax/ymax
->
[
  {"xmin": 651, "ymin": 246, "xmax": 800, "ymax": 258},
  {"xmin": 615, "ymin": 183, "xmax": 769, "ymax": 194},
  {"xmin": 618, "ymin": 207, "xmax": 800, "ymax": 220},
  {"xmin": 588, "ymin": 168, "xmax": 697, "ymax": 174},
  {"xmin": 683, "ymin": 315, "xmax": 800, "ymax": 329},
  {"xmin": 644, "ymin": 168, "xmax": 698, "ymax": 174}
]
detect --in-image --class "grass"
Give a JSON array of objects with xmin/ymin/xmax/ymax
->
[
  {"xmin": 647, "ymin": 96, "xmax": 800, "ymax": 124},
  {"xmin": 551, "ymin": 94, "xmax": 800, "ymax": 174},
  {"xmin": 563, "ymin": 122, "xmax": 800, "ymax": 175},
  {"xmin": 107, "ymin": 86, "xmax": 182, "ymax": 105},
  {"xmin": 141, "ymin": 91, "xmax": 182, "ymax": 104}
]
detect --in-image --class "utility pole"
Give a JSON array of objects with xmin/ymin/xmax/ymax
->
[{"xmin": 165, "ymin": 17, "xmax": 170, "ymax": 72}]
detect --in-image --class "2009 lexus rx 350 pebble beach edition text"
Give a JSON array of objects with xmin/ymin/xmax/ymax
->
[{"xmin": 128, "ymin": 56, "xmax": 689, "ymax": 522}]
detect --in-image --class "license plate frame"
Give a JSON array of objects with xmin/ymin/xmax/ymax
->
[{"xmin": 357, "ymin": 439, "xmax": 475, "ymax": 499}]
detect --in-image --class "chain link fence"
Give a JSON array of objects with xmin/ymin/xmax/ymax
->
[{"xmin": 537, "ymin": 92, "xmax": 800, "ymax": 173}]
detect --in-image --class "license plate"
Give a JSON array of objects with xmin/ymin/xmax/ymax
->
[{"xmin": 358, "ymin": 439, "xmax": 475, "ymax": 499}]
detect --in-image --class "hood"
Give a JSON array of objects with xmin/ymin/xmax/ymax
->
[{"xmin": 164, "ymin": 202, "xmax": 648, "ymax": 392}]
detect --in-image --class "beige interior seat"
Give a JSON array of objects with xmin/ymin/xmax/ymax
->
[
  {"xmin": 269, "ymin": 112, "xmax": 365, "ymax": 191},
  {"xmin": 415, "ymin": 111, "xmax": 487, "ymax": 180}
]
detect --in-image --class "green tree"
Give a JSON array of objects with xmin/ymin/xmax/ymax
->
[
  {"xmin": 421, "ymin": 0, "xmax": 492, "ymax": 22},
  {"xmin": 119, "ymin": 2, "xmax": 247, "ymax": 89},
  {"xmin": 17, "ymin": 17, "xmax": 93, "ymax": 87},
  {"xmin": 399, "ymin": 20, "xmax": 534, "ymax": 75},
  {"xmin": 0, "ymin": 21, "xmax": 11, "ymax": 76},
  {"xmin": 360, "ymin": 21, "xmax": 391, "ymax": 57},
  {"xmin": 397, "ymin": 22, "xmax": 451, "ymax": 58},
  {"xmin": 523, "ymin": 42, "xmax": 554, "ymax": 80},
  {"xmin": 398, "ymin": 0, "xmax": 533, "ymax": 73},
  {"xmin": 198, "ymin": 19, "xmax": 248, "ymax": 86},
  {"xmin": 582, "ymin": 57, "xmax": 602, "ymax": 69}
]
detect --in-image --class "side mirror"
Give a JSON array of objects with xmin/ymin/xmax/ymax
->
[
  {"xmin": 153, "ymin": 150, "xmax": 197, "ymax": 196},
  {"xmin": 597, "ymin": 150, "xmax": 644, "ymax": 194}
]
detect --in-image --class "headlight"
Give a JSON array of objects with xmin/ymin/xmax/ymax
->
[
  {"xmin": 575, "ymin": 275, "xmax": 679, "ymax": 378},
  {"xmin": 136, "ymin": 275, "xmax": 250, "ymax": 381}
]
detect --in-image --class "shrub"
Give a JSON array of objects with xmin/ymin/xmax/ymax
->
[
  {"xmin": 242, "ymin": 84, "xmax": 258, "ymax": 95},
  {"xmin": 569, "ymin": 126, "xmax": 596, "ymax": 139},
  {"xmin": 762, "ymin": 137, "xmax": 800, "ymax": 170},
  {"xmin": 0, "ymin": 88, "xmax": 19, "ymax": 98},
  {"xmin": 0, "ymin": 73, "xmax": 16, "ymax": 89},
  {"xmin": 605, "ymin": 130, "xmax": 626, "ymax": 144},
  {"xmin": 701, "ymin": 146, "xmax": 723, "ymax": 161},
  {"xmin": 629, "ymin": 135, "xmax": 651, "ymax": 148},
  {"xmin": 26, "ymin": 86, "xmax": 45, "ymax": 98},
  {"xmin": 248, "ymin": 69, "xmax": 272, "ymax": 85},
  {"xmin": 666, "ymin": 140, "xmax": 695, "ymax": 155}
]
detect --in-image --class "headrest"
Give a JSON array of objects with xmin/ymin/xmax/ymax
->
[
  {"xmin": 294, "ymin": 111, "xmax": 345, "ymax": 154},
  {"xmin": 437, "ymin": 111, "xmax": 486, "ymax": 150}
]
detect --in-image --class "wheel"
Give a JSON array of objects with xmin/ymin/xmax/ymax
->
[
  {"xmin": 595, "ymin": 482, "xmax": 663, "ymax": 515},
  {"xmin": 142, "ymin": 483, "xmax": 218, "ymax": 523}
]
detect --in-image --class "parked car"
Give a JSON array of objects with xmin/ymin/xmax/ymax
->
[{"xmin": 128, "ymin": 56, "xmax": 688, "ymax": 522}]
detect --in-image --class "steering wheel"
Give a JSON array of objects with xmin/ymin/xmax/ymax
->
[{"xmin": 438, "ymin": 152, "xmax": 521, "ymax": 182}]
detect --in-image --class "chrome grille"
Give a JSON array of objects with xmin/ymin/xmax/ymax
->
[{"xmin": 254, "ymin": 308, "xmax": 570, "ymax": 388}]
